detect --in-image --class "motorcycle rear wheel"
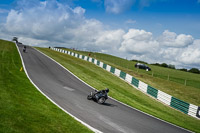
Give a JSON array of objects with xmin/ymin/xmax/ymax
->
[{"xmin": 98, "ymin": 97, "xmax": 106, "ymax": 104}]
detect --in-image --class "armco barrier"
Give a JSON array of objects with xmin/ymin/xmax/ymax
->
[
  {"xmin": 103, "ymin": 63, "xmax": 107, "ymax": 69},
  {"xmin": 170, "ymin": 97, "xmax": 189, "ymax": 114},
  {"xmin": 120, "ymin": 71, "xmax": 126, "ymax": 80},
  {"xmin": 51, "ymin": 47, "xmax": 199, "ymax": 119},
  {"xmin": 110, "ymin": 66, "xmax": 115, "ymax": 74},
  {"xmin": 147, "ymin": 85, "xmax": 158, "ymax": 98},
  {"xmin": 131, "ymin": 77, "xmax": 139, "ymax": 88}
]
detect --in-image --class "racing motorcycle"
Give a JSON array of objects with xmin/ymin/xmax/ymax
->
[
  {"xmin": 23, "ymin": 46, "xmax": 26, "ymax": 53},
  {"xmin": 87, "ymin": 88, "xmax": 109, "ymax": 104}
]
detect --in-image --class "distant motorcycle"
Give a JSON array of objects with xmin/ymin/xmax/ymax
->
[
  {"xmin": 87, "ymin": 88, "xmax": 109, "ymax": 104},
  {"xmin": 23, "ymin": 46, "xmax": 26, "ymax": 53}
]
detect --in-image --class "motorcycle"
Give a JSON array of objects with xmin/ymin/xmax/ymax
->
[
  {"xmin": 23, "ymin": 46, "xmax": 26, "ymax": 53},
  {"xmin": 87, "ymin": 90, "xmax": 108, "ymax": 104}
]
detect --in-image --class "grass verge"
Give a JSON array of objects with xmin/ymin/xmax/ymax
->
[
  {"xmin": 37, "ymin": 47, "xmax": 200, "ymax": 133},
  {"xmin": 0, "ymin": 40, "xmax": 92, "ymax": 133}
]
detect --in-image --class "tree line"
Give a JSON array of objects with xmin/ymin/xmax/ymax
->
[{"xmin": 151, "ymin": 63, "xmax": 200, "ymax": 74}]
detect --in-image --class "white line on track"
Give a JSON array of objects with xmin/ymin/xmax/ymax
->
[{"xmin": 63, "ymin": 86, "xmax": 75, "ymax": 91}]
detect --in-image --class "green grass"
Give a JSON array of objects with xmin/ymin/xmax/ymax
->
[
  {"xmin": 59, "ymin": 48, "xmax": 200, "ymax": 106},
  {"xmin": 38, "ymin": 47, "xmax": 200, "ymax": 133},
  {"xmin": 0, "ymin": 40, "xmax": 92, "ymax": 133}
]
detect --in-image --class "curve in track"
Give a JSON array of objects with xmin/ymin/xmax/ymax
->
[{"xmin": 17, "ymin": 44, "xmax": 191, "ymax": 133}]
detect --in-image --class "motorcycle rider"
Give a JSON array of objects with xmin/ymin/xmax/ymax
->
[
  {"xmin": 87, "ymin": 88, "xmax": 109, "ymax": 104},
  {"xmin": 93, "ymin": 88, "xmax": 109, "ymax": 96}
]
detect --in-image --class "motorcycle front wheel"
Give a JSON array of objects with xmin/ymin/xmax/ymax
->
[{"xmin": 87, "ymin": 94, "xmax": 92, "ymax": 100}]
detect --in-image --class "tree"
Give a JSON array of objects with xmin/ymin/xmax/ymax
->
[
  {"xmin": 161, "ymin": 63, "xmax": 168, "ymax": 68},
  {"xmin": 179, "ymin": 68, "xmax": 188, "ymax": 72},
  {"xmin": 188, "ymin": 68, "xmax": 200, "ymax": 74}
]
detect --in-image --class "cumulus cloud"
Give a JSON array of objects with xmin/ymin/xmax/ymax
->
[
  {"xmin": 104, "ymin": 0, "xmax": 135, "ymax": 14},
  {"xmin": 118, "ymin": 29, "xmax": 200, "ymax": 69},
  {"xmin": 1, "ymin": 0, "xmax": 124, "ymax": 52},
  {"xmin": 73, "ymin": 6, "xmax": 86, "ymax": 15},
  {"xmin": 95, "ymin": 29, "xmax": 125, "ymax": 52},
  {"xmin": 119, "ymin": 29, "xmax": 159, "ymax": 54},
  {"xmin": 177, "ymin": 39, "xmax": 200, "ymax": 68},
  {"xmin": 158, "ymin": 30, "xmax": 194, "ymax": 47}
]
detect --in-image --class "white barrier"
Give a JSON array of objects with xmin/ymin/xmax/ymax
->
[
  {"xmin": 106, "ymin": 65, "xmax": 111, "ymax": 72},
  {"xmin": 138, "ymin": 81, "xmax": 148, "ymax": 93},
  {"xmin": 125, "ymin": 74, "xmax": 132, "ymax": 84},
  {"xmin": 158, "ymin": 90, "xmax": 172, "ymax": 106},
  {"xmin": 99, "ymin": 62, "xmax": 103, "ymax": 68},
  {"xmin": 188, "ymin": 104, "xmax": 198, "ymax": 118}
]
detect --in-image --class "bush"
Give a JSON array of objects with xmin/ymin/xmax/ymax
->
[
  {"xmin": 179, "ymin": 68, "xmax": 188, "ymax": 72},
  {"xmin": 161, "ymin": 63, "xmax": 168, "ymax": 68}
]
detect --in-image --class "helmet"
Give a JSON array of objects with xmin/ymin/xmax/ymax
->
[{"xmin": 105, "ymin": 88, "xmax": 109, "ymax": 93}]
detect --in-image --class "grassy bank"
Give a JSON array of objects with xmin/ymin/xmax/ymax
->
[
  {"xmin": 0, "ymin": 40, "xmax": 92, "ymax": 133},
  {"xmin": 59, "ymin": 48, "xmax": 200, "ymax": 106},
  {"xmin": 37, "ymin": 47, "xmax": 200, "ymax": 133}
]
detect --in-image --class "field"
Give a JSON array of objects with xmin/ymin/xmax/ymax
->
[
  {"xmin": 59, "ymin": 48, "xmax": 200, "ymax": 106},
  {"xmin": 37, "ymin": 47, "xmax": 200, "ymax": 133},
  {"xmin": 0, "ymin": 40, "xmax": 92, "ymax": 133}
]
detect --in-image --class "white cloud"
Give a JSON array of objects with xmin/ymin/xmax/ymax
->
[
  {"xmin": 119, "ymin": 29, "xmax": 200, "ymax": 69},
  {"xmin": 198, "ymin": 0, "xmax": 200, "ymax": 3},
  {"xmin": 18, "ymin": 37, "xmax": 49, "ymax": 47},
  {"xmin": 1, "ymin": 0, "xmax": 124, "ymax": 52},
  {"xmin": 73, "ymin": 7, "xmax": 85, "ymax": 15},
  {"xmin": 3, "ymin": 1, "xmax": 89, "ymax": 43},
  {"xmin": 95, "ymin": 29, "xmax": 125, "ymax": 52},
  {"xmin": 119, "ymin": 29, "xmax": 159, "ymax": 54},
  {"xmin": 177, "ymin": 39, "xmax": 200, "ymax": 68},
  {"xmin": 104, "ymin": 0, "xmax": 135, "ymax": 14},
  {"xmin": 179, "ymin": 48, "xmax": 200, "ymax": 65},
  {"xmin": 158, "ymin": 30, "xmax": 194, "ymax": 47}
]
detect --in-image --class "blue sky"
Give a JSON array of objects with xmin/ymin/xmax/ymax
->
[
  {"xmin": 77, "ymin": 0, "xmax": 200, "ymax": 38},
  {"xmin": 0, "ymin": 0, "xmax": 200, "ymax": 69}
]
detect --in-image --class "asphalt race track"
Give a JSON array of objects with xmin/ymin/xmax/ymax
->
[{"xmin": 17, "ymin": 44, "xmax": 190, "ymax": 133}]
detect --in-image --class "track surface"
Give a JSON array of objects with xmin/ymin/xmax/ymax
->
[{"xmin": 18, "ymin": 44, "xmax": 190, "ymax": 133}]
